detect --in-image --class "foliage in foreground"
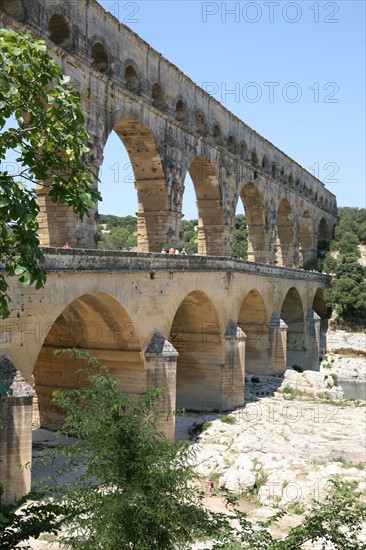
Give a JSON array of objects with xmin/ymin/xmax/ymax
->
[
  {"xmin": 32, "ymin": 349, "xmax": 224, "ymax": 549},
  {"xmin": 1, "ymin": 351, "xmax": 365, "ymax": 548},
  {"xmin": 212, "ymin": 477, "xmax": 366, "ymax": 549},
  {"xmin": 0, "ymin": 29, "xmax": 99, "ymax": 318},
  {"xmin": 0, "ymin": 489, "xmax": 65, "ymax": 550}
]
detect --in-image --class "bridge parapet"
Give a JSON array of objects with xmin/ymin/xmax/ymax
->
[{"xmin": 41, "ymin": 248, "xmax": 331, "ymax": 284}]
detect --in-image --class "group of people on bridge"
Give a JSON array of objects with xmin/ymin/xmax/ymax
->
[{"xmin": 161, "ymin": 247, "xmax": 188, "ymax": 255}]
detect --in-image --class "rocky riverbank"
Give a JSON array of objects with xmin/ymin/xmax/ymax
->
[
  {"xmin": 186, "ymin": 391, "xmax": 365, "ymax": 546},
  {"xmin": 321, "ymin": 328, "xmax": 366, "ymax": 382},
  {"xmin": 18, "ymin": 330, "xmax": 366, "ymax": 548}
]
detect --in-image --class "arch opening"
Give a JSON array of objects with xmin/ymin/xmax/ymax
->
[
  {"xmin": 281, "ymin": 288, "xmax": 305, "ymax": 370},
  {"xmin": 33, "ymin": 292, "xmax": 143, "ymax": 430},
  {"xmin": 187, "ymin": 156, "xmax": 224, "ymax": 255},
  {"xmin": 169, "ymin": 291, "xmax": 223, "ymax": 411},
  {"xmin": 238, "ymin": 290, "xmax": 268, "ymax": 374},
  {"xmin": 239, "ymin": 182, "xmax": 266, "ymax": 262},
  {"xmin": 175, "ymin": 100, "xmax": 186, "ymax": 122},
  {"xmin": 251, "ymin": 148, "xmax": 259, "ymax": 166},
  {"xmin": 125, "ymin": 65, "xmax": 139, "ymax": 93},
  {"xmin": 48, "ymin": 13, "xmax": 72, "ymax": 49},
  {"xmin": 212, "ymin": 124, "xmax": 221, "ymax": 144},
  {"xmin": 227, "ymin": 135, "xmax": 235, "ymax": 153},
  {"xmin": 195, "ymin": 113, "xmax": 205, "ymax": 133},
  {"xmin": 91, "ymin": 42, "xmax": 110, "ymax": 74},
  {"xmin": 152, "ymin": 83, "xmax": 166, "ymax": 109},
  {"xmin": 98, "ymin": 119, "xmax": 166, "ymax": 252},
  {"xmin": 240, "ymin": 141, "xmax": 248, "ymax": 160},
  {"xmin": 299, "ymin": 210, "xmax": 315, "ymax": 268},
  {"xmin": 276, "ymin": 199, "xmax": 294, "ymax": 267}
]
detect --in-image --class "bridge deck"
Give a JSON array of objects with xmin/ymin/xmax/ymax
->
[{"xmin": 41, "ymin": 248, "xmax": 331, "ymax": 283}]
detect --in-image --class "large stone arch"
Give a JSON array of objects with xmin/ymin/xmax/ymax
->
[
  {"xmin": 299, "ymin": 210, "xmax": 315, "ymax": 267},
  {"xmin": 169, "ymin": 290, "xmax": 223, "ymax": 410},
  {"xmin": 33, "ymin": 292, "xmax": 144, "ymax": 429},
  {"xmin": 280, "ymin": 287, "xmax": 305, "ymax": 369},
  {"xmin": 240, "ymin": 182, "xmax": 267, "ymax": 262},
  {"xmin": 188, "ymin": 156, "xmax": 224, "ymax": 255},
  {"xmin": 276, "ymin": 199, "xmax": 294, "ymax": 267},
  {"xmin": 111, "ymin": 118, "xmax": 168, "ymax": 252},
  {"xmin": 238, "ymin": 289, "xmax": 268, "ymax": 374}
]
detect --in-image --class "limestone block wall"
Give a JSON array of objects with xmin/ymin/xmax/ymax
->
[{"xmin": 0, "ymin": 396, "xmax": 33, "ymax": 503}]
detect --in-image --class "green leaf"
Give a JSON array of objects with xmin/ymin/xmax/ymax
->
[{"xmin": 0, "ymin": 29, "xmax": 100, "ymax": 318}]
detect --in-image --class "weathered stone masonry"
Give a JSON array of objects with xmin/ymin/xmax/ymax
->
[
  {"xmin": 0, "ymin": 0, "xmax": 336, "ymax": 504},
  {"xmin": 1, "ymin": 0, "xmax": 337, "ymax": 264}
]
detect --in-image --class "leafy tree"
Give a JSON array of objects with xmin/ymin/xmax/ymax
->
[
  {"xmin": 99, "ymin": 227, "xmax": 137, "ymax": 250},
  {"xmin": 33, "ymin": 350, "xmax": 224, "ymax": 549},
  {"xmin": 332, "ymin": 208, "xmax": 366, "ymax": 250},
  {"xmin": 331, "ymin": 231, "xmax": 360, "ymax": 257},
  {"xmin": 212, "ymin": 478, "xmax": 366, "ymax": 549},
  {"xmin": 0, "ymin": 29, "xmax": 99, "ymax": 318},
  {"xmin": 232, "ymin": 214, "xmax": 248, "ymax": 259},
  {"xmin": 1, "ymin": 351, "xmax": 365, "ymax": 548},
  {"xmin": 325, "ymin": 255, "xmax": 366, "ymax": 318},
  {"xmin": 99, "ymin": 214, "xmax": 137, "ymax": 232},
  {"xmin": 181, "ymin": 218, "xmax": 198, "ymax": 254},
  {"xmin": 0, "ymin": 493, "xmax": 65, "ymax": 550},
  {"xmin": 357, "ymin": 220, "xmax": 366, "ymax": 244}
]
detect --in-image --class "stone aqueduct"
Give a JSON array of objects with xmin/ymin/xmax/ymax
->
[{"xmin": 0, "ymin": 0, "xmax": 338, "ymax": 503}]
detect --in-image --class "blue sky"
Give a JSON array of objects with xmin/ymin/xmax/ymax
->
[{"xmin": 57, "ymin": 1, "xmax": 366, "ymax": 218}]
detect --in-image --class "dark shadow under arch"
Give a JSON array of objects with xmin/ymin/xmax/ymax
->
[
  {"xmin": 91, "ymin": 42, "xmax": 110, "ymax": 73},
  {"xmin": 238, "ymin": 290, "xmax": 268, "ymax": 374},
  {"xmin": 152, "ymin": 82, "xmax": 166, "ymax": 109},
  {"xmin": 125, "ymin": 65, "xmax": 140, "ymax": 93},
  {"xmin": 281, "ymin": 288, "xmax": 305, "ymax": 369},
  {"xmin": 169, "ymin": 291, "xmax": 223, "ymax": 411},
  {"xmin": 33, "ymin": 292, "xmax": 143, "ymax": 430},
  {"xmin": 48, "ymin": 13, "xmax": 72, "ymax": 49}
]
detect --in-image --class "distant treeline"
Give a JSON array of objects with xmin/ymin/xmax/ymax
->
[{"xmin": 99, "ymin": 214, "xmax": 248, "ymax": 257}]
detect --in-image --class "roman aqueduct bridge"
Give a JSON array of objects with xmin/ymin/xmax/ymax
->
[{"xmin": 0, "ymin": 0, "xmax": 337, "ymax": 504}]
